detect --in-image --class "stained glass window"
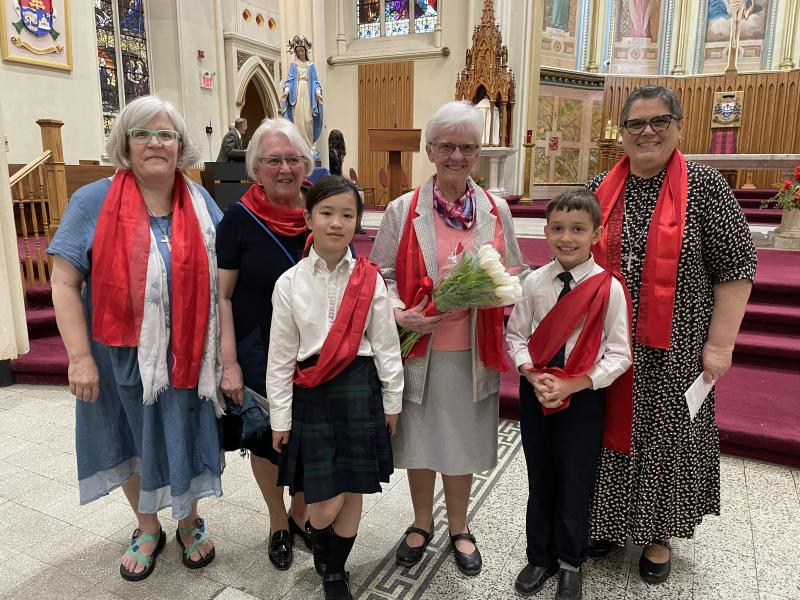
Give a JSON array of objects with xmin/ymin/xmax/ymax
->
[
  {"xmin": 94, "ymin": 0, "xmax": 150, "ymax": 139},
  {"xmin": 357, "ymin": 1, "xmax": 380, "ymax": 38},
  {"xmin": 356, "ymin": 0, "xmax": 437, "ymax": 39},
  {"xmin": 414, "ymin": 0, "xmax": 437, "ymax": 33},
  {"xmin": 385, "ymin": 0, "xmax": 409, "ymax": 36}
]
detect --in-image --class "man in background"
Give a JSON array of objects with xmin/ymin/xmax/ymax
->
[{"xmin": 217, "ymin": 117, "xmax": 248, "ymax": 162}]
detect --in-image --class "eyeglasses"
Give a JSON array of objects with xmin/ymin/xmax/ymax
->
[
  {"xmin": 258, "ymin": 155, "xmax": 306, "ymax": 168},
  {"xmin": 128, "ymin": 128, "xmax": 181, "ymax": 145},
  {"xmin": 431, "ymin": 143, "xmax": 480, "ymax": 157},
  {"xmin": 621, "ymin": 114, "xmax": 679, "ymax": 135}
]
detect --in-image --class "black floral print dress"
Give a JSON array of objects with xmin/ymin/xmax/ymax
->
[{"xmin": 586, "ymin": 161, "xmax": 757, "ymax": 545}]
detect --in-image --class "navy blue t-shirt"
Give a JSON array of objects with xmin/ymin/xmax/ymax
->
[{"xmin": 216, "ymin": 203, "xmax": 307, "ymax": 396}]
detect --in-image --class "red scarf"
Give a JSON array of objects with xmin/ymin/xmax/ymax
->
[
  {"xmin": 594, "ymin": 150, "xmax": 688, "ymax": 349},
  {"xmin": 527, "ymin": 270, "xmax": 633, "ymax": 454},
  {"xmin": 396, "ymin": 186, "xmax": 508, "ymax": 372},
  {"xmin": 91, "ymin": 170, "xmax": 210, "ymax": 388},
  {"xmin": 240, "ymin": 183, "xmax": 307, "ymax": 237},
  {"xmin": 293, "ymin": 258, "xmax": 380, "ymax": 388}
]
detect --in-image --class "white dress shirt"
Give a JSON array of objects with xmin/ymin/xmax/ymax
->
[
  {"xmin": 505, "ymin": 255, "xmax": 632, "ymax": 390},
  {"xmin": 267, "ymin": 247, "xmax": 404, "ymax": 431}
]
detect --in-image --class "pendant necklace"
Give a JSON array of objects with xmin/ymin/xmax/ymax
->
[{"xmin": 147, "ymin": 207, "xmax": 172, "ymax": 253}]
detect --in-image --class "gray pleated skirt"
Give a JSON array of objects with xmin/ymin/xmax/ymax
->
[{"xmin": 392, "ymin": 350, "xmax": 499, "ymax": 476}]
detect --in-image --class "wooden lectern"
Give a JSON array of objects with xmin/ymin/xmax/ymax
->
[{"xmin": 367, "ymin": 128, "xmax": 421, "ymax": 203}]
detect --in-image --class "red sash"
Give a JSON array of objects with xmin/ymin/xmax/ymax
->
[
  {"xmin": 594, "ymin": 150, "xmax": 688, "ymax": 349},
  {"xmin": 91, "ymin": 170, "xmax": 210, "ymax": 388},
  {"xmin": 527, "ymin": 271, "xmax": 633, "ymax": 454},
  {"xmin": 395, "ymin": 186, "xmax": 508, "ymax": 372},
  {"xmin": 240, "ymin": 183, "xmax": 307, "ymax": 237},
  {"xmin": 293, "ymin": 258, "xmax": 380, "ymax": 388}
]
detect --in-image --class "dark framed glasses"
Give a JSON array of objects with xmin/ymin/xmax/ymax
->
[{"xmin": 621, "ymin": 114, "xmax": 679, "ymax": 135}]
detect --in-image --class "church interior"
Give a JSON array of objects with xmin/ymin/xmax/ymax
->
[{"xmin": 0, "ymin": 1, "xmax": 799, "ymax": 599}]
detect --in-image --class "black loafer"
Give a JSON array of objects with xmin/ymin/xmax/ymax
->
[
  {"xmin": 267, "ymin": 529, "xmax": 292, "ymax": 570},
  {"xmin": 395, "ymin": 521, "xmax": 434, "ymax": 567},
  {"xmin": 450, "ymin": 531, "xmax": 482, "ymax": 576},
  {"xmin": 322, "ymin": 571, "xmax": 352, "ymax": 600},
  {"xmin": 514, "ymin": 562, "xmax": 558, "ymax": 595},
  {"xmin": 639, "ymin": 542, "xmax": 671, "ymax": 584},
  {"xmin": 556, "ymin": 567, "xmax": 582, "ymax": 600},
  {"xmin": 289, "ymin": 516, "xmax": 312, "ymax": 551},
  {"xmin": 588, "ymin": 539, "xmax": 616, "ymax": 558}
]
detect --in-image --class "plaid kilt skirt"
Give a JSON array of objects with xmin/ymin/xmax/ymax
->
[{"xmin": 277, "ymin": 355, "xmax": 394, "ymax": 504}]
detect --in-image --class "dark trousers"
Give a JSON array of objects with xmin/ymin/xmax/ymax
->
[{"xmin": 519, "ymin": 377, "xmax": 605, "ymax": 568}]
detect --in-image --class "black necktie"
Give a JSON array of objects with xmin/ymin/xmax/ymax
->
[{"xmin": 548, "ymin": 272, "xmax": 573, "ymax": 369}]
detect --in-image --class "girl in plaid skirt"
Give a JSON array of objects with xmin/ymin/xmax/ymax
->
[{"xmin": 267, "ymin": 176, "xmax": 404, "ymax": 600}]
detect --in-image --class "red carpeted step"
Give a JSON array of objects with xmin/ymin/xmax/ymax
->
[
  {"xmin": 744, "ymin": 302, "xmax": 800, "ymax": 326},
  {"xmin": 25, "ymin": 283, "xmax": 52, "ymax": 309},
  {"xmin": 716, "ymin": 363, "xmax": 800, "ymax": 468},
  {"xmin": 737, "ymin": 198, "xmax": 775, "ymax": 209},
  {"xmin": 10, "ymin": 335, "xmax": 68, "ymax": 385},
  {"xmin": 733, "ymin": 329, "xmax": 800, "ymax": 363},
  {"xmin": 25, "ymin": 307, "xmax": 59, "ymax": 339},
  {"xmin": 742, "ymin": 207, "xmax": 781, "ymax": 225},
  {"xmin": 733, "ymin": 189, "xmax": 778, "ymax": 200}
]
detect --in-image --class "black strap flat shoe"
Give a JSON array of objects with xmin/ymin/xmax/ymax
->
[
  {"xmin": 395, "ymin": 521, "xmax": 434, "ymax": 567},
  {"xmin": 556, "ymin": 567, "xmax": 582, "ymax": 600},
  {"xmin": 322, "ymin": 571, "xmax": 352, "ymax": 600},
  {"xmin": 450, "ymin": 531, "xmax": 482, "ymax": 576},
  {"xmin": 288, "ymin": 515, "xmax": 312, "ymax": 551},
  {"xmin": 268, "ymin": 529, "xmax": 293, "ymax": 571},
  {"xmin": 639, "ymin": 540, "xmax": 671, "ymax": 584},
  {"xmin": 514, "ymin": 562, "xmax": 558, "ymax": 596}
]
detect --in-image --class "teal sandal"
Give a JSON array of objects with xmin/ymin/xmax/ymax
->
[
  {"xmin": 176, "ymin": 518, "xmax": 216, "ymax": 569},
  {"xmin": 120, "ymin": 527, "xmax": 166, "ymax": 581}
]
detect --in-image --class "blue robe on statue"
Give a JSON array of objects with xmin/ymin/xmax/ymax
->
[{"xmin": 281, "ymin": 61, "xmax": 323, "ymax": 144}]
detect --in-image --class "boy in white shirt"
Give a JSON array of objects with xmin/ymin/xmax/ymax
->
[{"xmin": 506, "ymin": 189, "xmax": 632, "ymax": 600}]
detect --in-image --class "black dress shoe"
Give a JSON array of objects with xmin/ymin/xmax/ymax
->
[
  {"xmin": 450, "ymin": 531, "xmax": 482, "ymax": 576},
  {"xmin": 514, "ymin": 563, "xmax": 558, "ymax": 596},
  {"xmin": 395, "ymin": 521, "xmax": 434, "ymax": 567},
  {"xmin": 588, "ymin": 539, "xmax": 616, "ymax": 558},
  {"xmin": 639, "ymin": 542, "xmax": 671, "ymax": 584},
  {"xmin": 267, "ymin": 529, "xmax": 292, "ymax": 570},
  {"xmin": 322, "ymin": 571, "xmax": 353, "ymax": 600},
  {"xmin": 555, "ymin": 567, "xmax": 582, "ymax": 600},
  {"xmin": 288, "ymin": 516, "xmax": 312, "ymax": 551}
]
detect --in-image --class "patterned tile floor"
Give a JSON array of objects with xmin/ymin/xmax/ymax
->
[{"xmin": 0, "ymin": 384, "xmax": 799, "ymax": 599}]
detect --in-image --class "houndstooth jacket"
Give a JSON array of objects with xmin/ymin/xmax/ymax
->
[{"xmin": 369, "ymin": 176, "xmax": 529, "ymax": 405}]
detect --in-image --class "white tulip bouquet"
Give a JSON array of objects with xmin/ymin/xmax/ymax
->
[{"xmin": 399, "ymin": 244, "xmax": 523, "ymax": 357}]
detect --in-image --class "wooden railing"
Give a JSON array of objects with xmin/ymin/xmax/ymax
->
[{"xmin": 9, "ymin": 120, "xmax": 68, "ymax": 292}]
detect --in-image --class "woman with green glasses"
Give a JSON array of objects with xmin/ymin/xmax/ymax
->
[
  {"xmin": 370, "ymin": 100, "xmax": 528, "ymax": 576},
  {"xmin": 48, "ymin": 95, "xmax": 223, "ymax": 581}
]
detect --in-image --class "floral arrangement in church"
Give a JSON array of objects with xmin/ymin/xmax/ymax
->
[
  {"xmin": 764, "ymin": 166, "xmax": 800, "ymax": 211},
  {"xmin": 398, "ymin": 244, "xmax": 522, "ymax": 357}
]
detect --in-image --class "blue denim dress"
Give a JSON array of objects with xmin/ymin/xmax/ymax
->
[{"xmin": 47, "ymin": 178, "xmax": 224, "ymax": 519}]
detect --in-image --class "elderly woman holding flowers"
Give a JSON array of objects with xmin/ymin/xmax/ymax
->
[{"xmin": 370, "ymin": 100, "xmax": 528, "ymax": 576}]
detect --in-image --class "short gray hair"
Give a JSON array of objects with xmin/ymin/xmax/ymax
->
[
  {"xmin": 235, "ymin": 117, "xmax": 247, "ymax": 130},
  {"xmin": 106, "ymin": 95, "xmax": 201, "ymax": 170},
  {"xmin": 425, "ymin": 101, "xmax": 483, "ymax": 145},
  {"xmin": 245, "ymin": 118, "xmax": 314, "ymax": 180},
  {"xmin": 619, "ymin": 85, "xmax": 684, "ymax": 124}
]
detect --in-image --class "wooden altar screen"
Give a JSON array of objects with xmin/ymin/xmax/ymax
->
[
  {"xmin": 358, "ymin": 62, "xmax": 414, "ymax": 197},
  {"xmin": 602, "ymin": 70, "xmax": 800, "ymax": 188}
]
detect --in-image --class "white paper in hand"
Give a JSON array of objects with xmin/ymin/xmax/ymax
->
[{"xmin": 685, "ymin": 374, "xmax": 715, "ymax": 422}]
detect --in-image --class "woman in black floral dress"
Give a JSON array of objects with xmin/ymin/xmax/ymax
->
[{"xmin": 585, "ymin": 85, "xmax": 757, "ymax": 584}]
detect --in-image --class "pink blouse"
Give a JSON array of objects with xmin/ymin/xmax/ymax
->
[{"xmin": 432, "ymin": 211, "xmax": 476, "ymax": 351}]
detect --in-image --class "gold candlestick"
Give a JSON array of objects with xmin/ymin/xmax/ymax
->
[{"xmin": 521, "ymin": 142, "xmax": 534, "ymax": 204}]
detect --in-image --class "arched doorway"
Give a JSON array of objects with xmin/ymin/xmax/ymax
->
[
  {"xmin": 235, "ymin": 58, "xmax": 281, "ymax": 149},
  {"xmin": 240, "ymin": 79, "xmax": 269, "ymax": 148}
]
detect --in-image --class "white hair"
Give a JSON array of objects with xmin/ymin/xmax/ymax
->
[
  {"xmin": 106, "ymin": 95, "xmax": 201, "ymax": 170},
  {"xmin": 245, "ymin": 118, "xmax": 314, "ymax": 180},
  {"xmin": 424, "ymin": 100, "xmax": 483, "ymax": 145}
]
